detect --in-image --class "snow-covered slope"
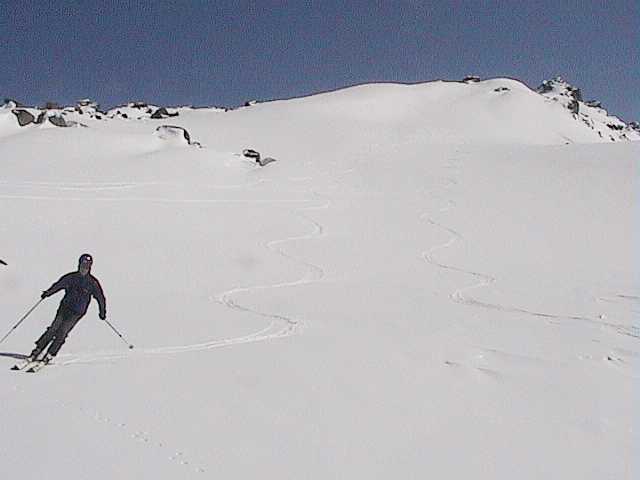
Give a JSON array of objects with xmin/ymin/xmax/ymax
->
[{"xmin": 1, "ymin": 79, "xmax": 637, "ymax": 479}]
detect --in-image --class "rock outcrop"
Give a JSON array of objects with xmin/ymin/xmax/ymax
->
[
  {"xmin": 537, "ymin": 76, "xmax": 639, "ymax": 142},
  {"xmin": 11, "ymin": 109, "xmax": 36, "ymax": 126}
]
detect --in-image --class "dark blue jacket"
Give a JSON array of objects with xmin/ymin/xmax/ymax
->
[{"xmin": 44, "ymin": 271, "xmax": 106, "ymax": 317}]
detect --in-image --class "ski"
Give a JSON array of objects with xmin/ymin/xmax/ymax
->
[
  {"xmin": 26, "ymin": 361, "xmax": 49, "ymax": 373},
  {"xmin": 10, "ymin": 359, "xmax": 35, "ymax": 371}
]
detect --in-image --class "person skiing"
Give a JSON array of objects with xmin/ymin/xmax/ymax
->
[{"xmin": 28, "ymin": 254, "xmax": 106, "ymax": 364}]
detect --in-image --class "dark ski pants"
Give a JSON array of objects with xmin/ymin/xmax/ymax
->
[{"xmin": 32, "ymin": 306, "xmax": 83, "ymax": 357}]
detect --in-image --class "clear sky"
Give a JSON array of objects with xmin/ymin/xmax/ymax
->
[{"xmin": 1, "ymin": 1, "xmax": 638, "ymax": 121}]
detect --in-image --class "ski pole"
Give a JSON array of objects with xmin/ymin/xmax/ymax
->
[
  {"xmin": 103, "ymin": 319, "xmax": 134, "ymax": 349},
  {"xmin": 0, "ymin": 298, "xmax": 43, "ymax": 345}
]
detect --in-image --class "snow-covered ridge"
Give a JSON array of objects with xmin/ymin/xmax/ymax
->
[
  {"xmin": 2, "ymin": 76, "xmax": 638, "ymax": 144},
  {"xmin": 0, "ymin": 98, "xmax": 226, "ymax": 125}
]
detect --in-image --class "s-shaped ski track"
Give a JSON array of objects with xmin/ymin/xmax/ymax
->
[
  {"xmin": 421, "ymin": 155, "xmax": 634, "ymax": 337},
  {"xmin": 58, "ymin": 191, "xmax": 330, "ymax": 366}
]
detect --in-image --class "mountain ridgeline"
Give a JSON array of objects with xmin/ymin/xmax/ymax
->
[{"xmin": 2, "ymin": 76, "xmax": 638, "ymax": 145}]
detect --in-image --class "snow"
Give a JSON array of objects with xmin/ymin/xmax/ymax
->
[{"xmin": 0, "ymin": 78, "xmax": 638, "ymax": 478}]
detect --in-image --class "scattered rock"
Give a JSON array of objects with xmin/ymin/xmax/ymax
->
[
  {"xmin": 35, "ymin": 112, "xmax": 46, "ymax": 124},
  {"xmin": 11, "ymin": 109, "xmax": 35, "ymax": 126},
  {"xmin": 462, "ymin": 75, "xmax": 481, "ymax": 83},
  {"xmin": 493, "ymin": 87, "xmax": 510, "ymax": 92}
]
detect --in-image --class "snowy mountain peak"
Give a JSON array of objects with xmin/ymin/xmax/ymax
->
[
  {"xmin": 537, "ymin": 76, "xmax": 639, "ymax": 142},
  {"xmin": 537, "ymin": 76, "xmax": 583, "ymax": 102}
]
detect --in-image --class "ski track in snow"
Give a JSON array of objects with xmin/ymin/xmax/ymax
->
[
  {"xmin": 0, "ymin": 194, "xmax": 308, "ymax": 204},
  {"xmin": 211, "ymin": 196, "xmax": 327, "ymax": 338},
  {"xmin": 421, "ymin": 155, "xmax": 638, "ymax": 340},
  {"xmin": 0, "ymin": 178, "xmax": 271, "ymax": 191},
  {"xmin": 595, "ymin": 294, "xmax": 640, "ymax": 339},
  {"xmin": 56, "ymin": 180, "xmax": 333, "ymax": 366}
]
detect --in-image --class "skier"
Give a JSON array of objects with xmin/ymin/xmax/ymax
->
[{"xmin": 27, "ymin": 254, "xmax": 106, "ymax": 364}]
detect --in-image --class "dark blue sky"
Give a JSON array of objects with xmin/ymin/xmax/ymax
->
[{"xmin": 1, "ymin": 1, "xmax": 638, "ymax": 121}]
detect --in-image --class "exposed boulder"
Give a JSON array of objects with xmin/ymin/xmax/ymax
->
[
  {"xmin": 46, "ymin": 115, "xmax": 86, "ymax": 128},
  {"xmin": 493, "ymin": 87, "xmax": 510, "ymax": 92},
  {"xmin": 462, "ymin": 75, "xmax": 481, "ymax": 83},
  {"xmin": 35, "ymin": 112, "xmax": 46, "ymax": 124},
  {"xmin": 48, "ymin": 115, "xmax": 69, "ymax": 127},
  {"xmin": 11, "ymin": 109, "xmax": 36, "ymax": 126},
  {"xmin": 242, "ymin": 149, "xmax": 261, "ymax": 161},
  {"xmin": 150, "ymin": 107, "xmax": 179, "ymax": 119},
  {"xmin": 154, "ymin": 125, "xmax": 193, "ymax": 145}
]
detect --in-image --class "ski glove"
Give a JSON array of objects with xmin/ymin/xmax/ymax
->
[
  {"xmin": 99, "ymin": 312, "xmax": 106, "ymax": 320},
  {"xmin": 41, "ymin": 291, "xmax": 49, "ymax": 299}
]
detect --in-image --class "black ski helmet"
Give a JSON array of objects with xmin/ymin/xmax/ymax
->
[{"xmin": 78, "ymin": 253, "xmax": 93, "ymax": 268}]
